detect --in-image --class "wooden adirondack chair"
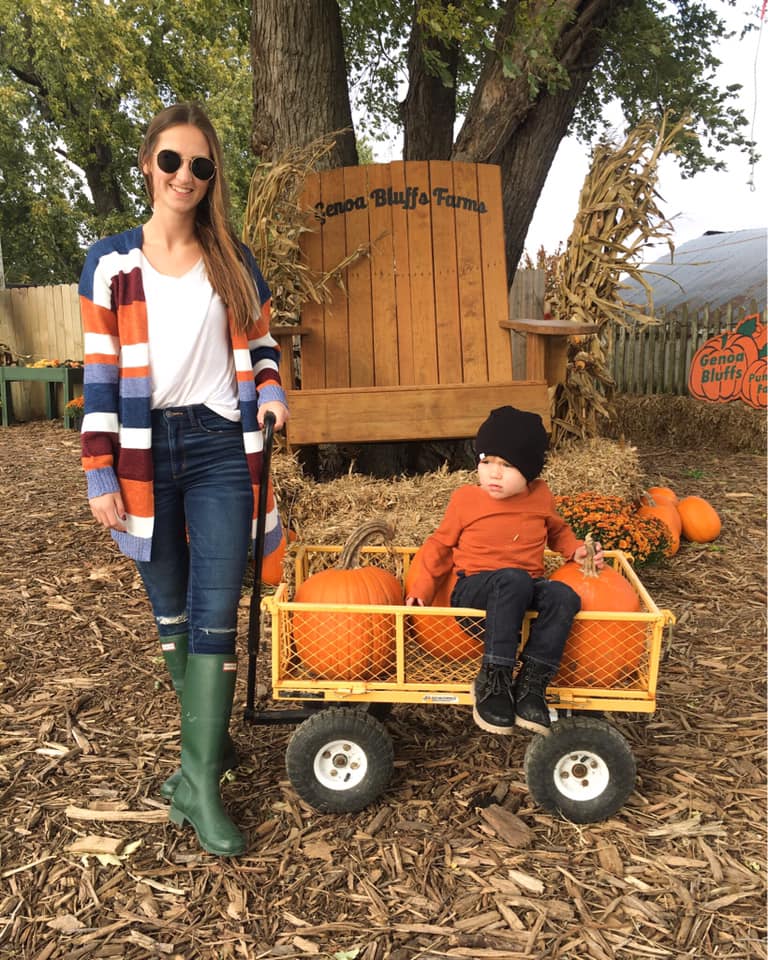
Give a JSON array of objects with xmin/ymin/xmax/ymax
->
[{"xmin": 272, "ymin": 161, "xmax": 553, "ymax": 450}]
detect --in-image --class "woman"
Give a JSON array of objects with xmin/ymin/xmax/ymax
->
[{"xmin": 79, "ymin": 103, "xmax": 288, "ymax": 857}]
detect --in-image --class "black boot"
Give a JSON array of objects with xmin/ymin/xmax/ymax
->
[
  {"xmin": 514, "ymin": 659, "xmax": 556, "ymax": 735},
  {"xmin": 159, "ymin": 634, "xmax": 238, "ymax": 800},
  {"xmin": 473, "ymin": 663, "xmax": 516, "ymax": 735}
]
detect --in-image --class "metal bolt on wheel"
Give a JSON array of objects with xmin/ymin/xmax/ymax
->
[{"xmin": 286, "ymin": 706, "xmax": 394, "ymax": 813}]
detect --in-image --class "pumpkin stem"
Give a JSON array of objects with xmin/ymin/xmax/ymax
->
[
  {"xmin": 337, "ymin": 520, "xmax": 395, "ymax": 570},
  {"xmin": 581, "ymin": 532, "xmax": 599, "ymax": 578}
]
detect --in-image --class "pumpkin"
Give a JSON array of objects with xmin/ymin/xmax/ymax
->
[
  {"xmin": 636, "ymin": 502, "xmax": 681, "ymax": 556},
  {"xmin": 549, "ymin": 536, "xmax": 645, "ymax": 687},
  {"xmin": 677, "ymin": 496, "xmax": 722, "ymax": 543},
  {"xmin": 293, "ymin": 520, "xmax": 403, "ymax": 680},
  {"xmin": 642, "ymin": 485, "xmax": 678, "ymax": 506},
  {"xmin": 404, "ymin": 549, "xmax": 484, "ymax": 660}
]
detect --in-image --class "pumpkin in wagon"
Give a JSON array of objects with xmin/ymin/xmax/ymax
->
[
  {"xmin": 293, "ymin": 521, "xmax": 402, "ymax": 680},
  {"xmin": 405, "ymin": 548, "xmax": 484, "ymax": 661},
  {"xmin": 549, "ymin": 536, "xmax": 645, "ymax": 687}
]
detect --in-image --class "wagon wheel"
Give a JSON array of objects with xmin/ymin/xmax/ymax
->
[
  {"xmin": 285, "ymin": 706, "xmax": 394, "ymax": 813},
  {"xmin": 523, "ymin": 716, "xmax": 636, "ymax": 824}
]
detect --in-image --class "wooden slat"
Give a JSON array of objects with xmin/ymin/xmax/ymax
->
[
  {"xmin": 285, "ymin": 381, "xmax": 550, "ymax": 445},
  {"xmin": 343, "ymin": 165, "xmax": 374, "ymax": 387},
  {"xmin": 367, "ymin": 164, "xmax": 400, "ymax": 386},
  {"xmin": 428, "ymin": 160, "xmax": 462, "ymax": 384},
  {"xmin": 318, "ymin": 167, "xmax": 350, "ymax": 388},
  {"xmin": 388, "ymin": 162, "xmax": 416, "ymax": 385},
  {"xmin": 297, "ymin": 174, "xmax": 325, "ymax": 389},
  {"xmin": 477, "ymin": 163, "xmax": 513, "ymax": 381},
  {"xmin": 452, "ymin": 162, "xmax": 488, "ymax": 382},
  {"xmin": 402, "ymin": 160, "xmax": 439, "ymax": 385}
]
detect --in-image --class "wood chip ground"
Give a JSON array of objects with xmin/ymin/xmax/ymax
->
[{"xmin": 0, "ymin": 420, "xmax": 765, "ymax": 960}]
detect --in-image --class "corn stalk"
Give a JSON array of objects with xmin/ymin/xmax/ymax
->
[
  {"xmin": 550, "ymin": 114, "xmax": 692, "ymax": 446},
  {"xmin": 241, "ymin": 133, "xmax": 371, "ymax": 325}
]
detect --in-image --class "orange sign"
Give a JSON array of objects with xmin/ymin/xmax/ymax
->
[{"xmin": 688, "ymin": 314, "xmax": 767, "ymax": 409}]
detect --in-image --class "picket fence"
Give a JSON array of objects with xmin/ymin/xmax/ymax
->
[{"xmin": 0, "ymin": 277, "xmax": 761, "ymax": 421}]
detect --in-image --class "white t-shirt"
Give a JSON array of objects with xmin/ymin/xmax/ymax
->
[{"xmin": 142, "ymin": 256, "xmax": 240, "ymax": 420}]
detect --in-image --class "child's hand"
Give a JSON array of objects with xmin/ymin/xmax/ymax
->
[
  {"xmin": 405, "ymin": 596, "xmax": 424, "ymax": 607},
  {"xmin": 573, "ymin": 541, "xmax": 604, "ymax": 568}
]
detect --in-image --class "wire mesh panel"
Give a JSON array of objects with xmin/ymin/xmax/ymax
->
[{"xmin": 264, "ymin": 546, "xmax": 672, "ymax": 710}]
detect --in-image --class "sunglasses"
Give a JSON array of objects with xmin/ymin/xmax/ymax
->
[{"xmin": 156, "ymin": 149, "xmax": 216, "ymax": 182}]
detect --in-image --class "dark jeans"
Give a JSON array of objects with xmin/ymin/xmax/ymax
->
[
  {"xmin": 451, "ymin": 568, "xmax": 581, "ymax": 669},
  {"xmin": 136, "ymin": 406, "xmax": 253, "ymax": 655}
]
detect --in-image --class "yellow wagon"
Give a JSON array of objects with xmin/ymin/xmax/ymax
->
[{"xmin": 252, "ymin": 543, "xmax": 675, "ymax": 824}]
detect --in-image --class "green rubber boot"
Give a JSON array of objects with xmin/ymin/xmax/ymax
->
[
  {"xmin": 159, "ymin": 635, "xmax": 238, "ymax": 800},
  {"xmin": 168, "ymin": 654, "xmax": 245, "ymax": 857}
]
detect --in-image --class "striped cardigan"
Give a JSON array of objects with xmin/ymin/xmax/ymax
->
[{"xmin": 79, "ymin": 226, "xmax": 286, "ymax": 578}]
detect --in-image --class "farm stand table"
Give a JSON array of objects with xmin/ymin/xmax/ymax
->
[{"xmin": 0, "ymin": 365, "xmax": 84, "ymax": 429}]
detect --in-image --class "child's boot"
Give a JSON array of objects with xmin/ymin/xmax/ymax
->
[
  {"xmin": 473, "ymin": 662, "xmax": 516, "ymax": 735},
  {"xmin": 513, "ymin": 659, "xmax": 555, "ymax": 735},
  {"xmin": 168, "ymin": 654, "xmax": 245, "ymax": 856},
  {"xmin": 159, "ymin": 634, "xmax": 238, "ymax": 800}
]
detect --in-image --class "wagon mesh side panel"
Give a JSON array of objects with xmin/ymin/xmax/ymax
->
[{"xmin": 273, "ymin": 546, "xmax": 665, "ymax": 697}]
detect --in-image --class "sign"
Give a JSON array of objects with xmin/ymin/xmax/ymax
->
[{"xmin": 688, "ymin": 313, "xmax": 767, "ymax": 409}]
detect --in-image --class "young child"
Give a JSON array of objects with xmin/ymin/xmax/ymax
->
[{"xmin": 406, "ymin": 406, "xmax": 601, "ymax": 737}]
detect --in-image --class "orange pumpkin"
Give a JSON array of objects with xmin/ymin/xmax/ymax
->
[
  {"xmin": 643, "ymin": 485, "xmax": 678, "ymax": 506},
  {"xmin": 677, "ymin": 496, "xmax": 722, "ymax": 543},
  {"xmin": 740, "ymin": 355, "xmax": 768, "ymax": 409},
  {"xmin": 549, "ymin": 538, "xmax": 644, "ymax": 687},
  {"xmin": 404, "ymin": 549, "xmax": 484, "ymax": 660},
  {"xmin": 293, "ymin": 521, "xmax": 403, "ymax": 680},
  {"xmin": 636, "ymin": 502, "xmax": 681, "ymax": 556}
]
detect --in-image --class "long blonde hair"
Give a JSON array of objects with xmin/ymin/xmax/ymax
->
[{"xmin": 138, "ymin": 103, "xmax": 258, "ymax": 333}]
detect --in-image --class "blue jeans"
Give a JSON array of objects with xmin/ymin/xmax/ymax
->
[
  {"xmin": 136, "ymin": 406, "xmax": 253, "ymax": 655},
  {"xmin": 451, "ymin": 568, "xmax": 581, "ymax": 669}
]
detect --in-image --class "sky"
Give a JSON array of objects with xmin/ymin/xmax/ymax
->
[{"xmin": 522, "ymin": 3, "xmax": 767, "ymax": 260}]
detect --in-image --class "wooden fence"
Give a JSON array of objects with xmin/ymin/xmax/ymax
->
[
  {"xmin": 0, "ymin": 277, "xmax": 762, "ymax": 419},
  {"xmin": 609, "ymin": 300, "xmax": 763, "ymax": 395}
]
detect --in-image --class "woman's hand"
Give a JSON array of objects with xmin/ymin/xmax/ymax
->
[
  {"xmin": 89, "ymin": 492, "xmax": 127, "ymax": 531},
  {"xmin": 259, "ymin": 400, "xmax": 289, "ymax": 431},
  {"xmin": 405, "ymin": 596, "xmax": 424, "ymax": 607}
]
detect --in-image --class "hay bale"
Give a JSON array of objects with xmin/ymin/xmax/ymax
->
[
  {"xmin": 609, "ymin": 395, "xmax": 767, "ymax": 453},
  {"xmin": 270, "ymin": 437, "xmax": 642, "ymax": 558}
]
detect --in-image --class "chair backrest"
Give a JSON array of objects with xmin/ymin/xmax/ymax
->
[{"xmin": 298, "ymin": 160, "xmax": 515, "ymax": 390}]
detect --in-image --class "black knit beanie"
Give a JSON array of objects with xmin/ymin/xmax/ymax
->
[{"xmin": 474, "ymin": 406, "xmax": 549, "ymax": 482}]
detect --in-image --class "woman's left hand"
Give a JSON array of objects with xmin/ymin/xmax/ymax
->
[{"xmin": 259, "ymin": 401, "xmax": 289, "ymax": 431}]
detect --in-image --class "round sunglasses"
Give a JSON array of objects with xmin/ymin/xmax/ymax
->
[{"xmin": 156, "ymin": 149, "xmax": 216, "ymax": 182}]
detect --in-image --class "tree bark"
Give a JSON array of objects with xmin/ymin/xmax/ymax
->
[
  {"xmin": 251, "ymin": 0, "xmax": 357, "ymax": 167},
  {"xmin": 401, "ymin": 3, "xmax": 458, "ymax": 160},
  {"xmin": 452, "ymin": 0, "xmax": 629, "ymax": 279}
]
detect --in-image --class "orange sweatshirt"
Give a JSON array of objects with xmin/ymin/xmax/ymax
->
[{"xmin": 409, "ymin": 481, "xmax": 581, "ymax": 602}]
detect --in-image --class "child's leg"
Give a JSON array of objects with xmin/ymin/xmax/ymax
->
[
  {"xmin": 514, "ymin": 579, "xmax": 581, "ymax": 735},
  {"xmin": 452, "ymin": 569, "xmax": 534, "ymax": 735}
]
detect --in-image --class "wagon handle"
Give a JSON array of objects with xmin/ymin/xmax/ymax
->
[{"xmin": 246, "ymin": 411, "xmax": 276, "ymax": 713}]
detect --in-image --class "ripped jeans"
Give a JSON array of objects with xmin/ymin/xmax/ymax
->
[{"xmin": 136, "ymin": 406, "xmax": 253, "ymax": 655}]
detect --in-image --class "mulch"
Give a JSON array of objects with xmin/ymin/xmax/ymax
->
[{"xmin": 0, "ymin": 419, "xmax": 766, "ymax": 960}]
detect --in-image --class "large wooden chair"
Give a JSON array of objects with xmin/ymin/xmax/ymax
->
[{"xmin": 273, "ymin": 161, "xmax": 551, "ymax": 450}]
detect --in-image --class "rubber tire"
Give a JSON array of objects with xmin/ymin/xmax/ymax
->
[
  {"xmin": 523, "ymin": 716, "xmax": 636, "ymax": 824},
  {"xmin": 285, "ymin": 706, "xmax": 394, "ymax": 813}
]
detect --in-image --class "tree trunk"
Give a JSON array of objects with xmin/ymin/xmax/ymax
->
[
  {"xmin": 401, "ymin": 3, "xmax": 458, "ymax": 160},
  {"xmin": 453, "ymin": 0, "xmax": 629, "ymax": 280},
  {"xmin": 251, "ymin": 0, "xmax": 357, "ymax": 167}
]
